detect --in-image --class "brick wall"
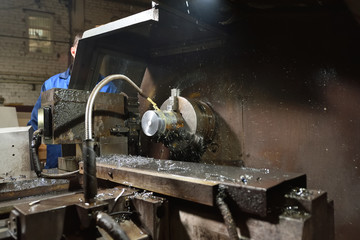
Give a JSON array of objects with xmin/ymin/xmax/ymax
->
[
  {"xmin": 84, "ymin": 0, "xmax": 148, "ymax": 29},
  {"xmin": 0, "ymin": 83, "xmax": 41, "ymax": 106},
  {"xmin": 0, "ymin": 0, "xmax": 150, "ymax": 106},
  {"xmin": 0, "ymin": 0, "xmax": 70, "ymax": 105}
]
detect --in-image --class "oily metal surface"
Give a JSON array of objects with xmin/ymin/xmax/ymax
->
[
  {"xmin": 80, "ymin": 155, "xmax": 306, "ymax": 216},
  {"xmin": 169, "ymin": 195, "xmax": 332, "ymax": 240},
  {"xmin": 41, "ymin": 88, "xmax": 126, "ymax": 144},
  {"xmin": 13, "ymin": 187, "xmax": 133, "ymax": 215},
  {"xmin": 11, "ymin": 187, "xmax": 137, "ymax": 240},
  {"xmin": 80, "ymin": 157, "xmax": 218, "ymax": 208},
  {"xmin": 0, "ymin": 191, "xmax": 78, "ymax": 216},
  {"xmin": 0, "ymin": 178, "xmax": 69, "ymax": 202}
]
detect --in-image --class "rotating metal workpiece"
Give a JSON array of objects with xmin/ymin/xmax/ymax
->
[{"xmin": 142, "ymin": 89, "xmax": 216, "ymax": 161}]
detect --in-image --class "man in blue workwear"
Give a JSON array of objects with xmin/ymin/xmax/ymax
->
[{"xmin": 28, "ymin": 33, "xmax": 117, "ymax": 168}]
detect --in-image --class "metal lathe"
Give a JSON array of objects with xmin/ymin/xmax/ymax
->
[{"xmin": 0, "ymin": 2, "xmax": 338, "ymax": 240}]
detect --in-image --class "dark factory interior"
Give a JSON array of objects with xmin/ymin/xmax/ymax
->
[{"xmin": 0, "ymin": 0, "xmax": 359, "ymax": 239}]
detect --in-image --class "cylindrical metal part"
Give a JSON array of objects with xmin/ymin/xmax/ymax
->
[
  {"xmin": 160, "ymin": 96, "xmax": 216, "ymax": 142},
  {"xmin": 141, "ymin": 110, "xmax": 181, "ymax": 137},
  {"xmin": 83, "ymin": 139, "xmax": 97, "ymax": 203},
  {"xmin": 141, "ymin": 110, "xmax": 165, "ymax": 137}
]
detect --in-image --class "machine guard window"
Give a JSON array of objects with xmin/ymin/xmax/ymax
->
[{"xmin": 90, "ymin": 49, "xmax": 147, "ymax": 95}]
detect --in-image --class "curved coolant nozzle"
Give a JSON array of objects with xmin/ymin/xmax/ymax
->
[{"xmin": 147, "ymin": 97, "xmax": 160, "ymax": 111}]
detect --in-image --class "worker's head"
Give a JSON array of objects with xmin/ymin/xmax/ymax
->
[{"xmin": 70, "ymin": 33, "xmax": 83, "ymax": 59}]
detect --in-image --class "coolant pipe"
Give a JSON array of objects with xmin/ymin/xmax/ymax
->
[
  {"xmin": 95, "ymin": 211, "xmax": 130, "ymax": 240},
  {"xmin": 85, "ymin": 74, "xmax": 154, "ymax": 140},
  {"xmin": 84, "ymin": 74, "xmax": 158, "ymax": 203}
]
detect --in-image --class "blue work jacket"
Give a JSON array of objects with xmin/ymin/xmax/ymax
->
[{"xmin": 28, "ymin": 68, "xmax": 117, "ymax": 168}]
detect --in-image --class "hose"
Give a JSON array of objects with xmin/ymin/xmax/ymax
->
[
  {"xmin": 216, "ymin": 185, "xmax": 240, "ymax": 240},
  {"xmin": 95, "ymin": 211, "xmax": 130, "ymax": 240},
  {"xmin": 83, "ymin": 139, "xmax": 97, "ymax": 203},
  {"xmin": 31, "ymin": 128, "xmax": 79, "ymax": 179},
  {"xmin": 31, "ymin": 129, "xmax": 43, "ymax": 177}
]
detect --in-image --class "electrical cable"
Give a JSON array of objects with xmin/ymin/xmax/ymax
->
[
  {"xmin": 30, "ymin": 128, "xmax": 79, "ymax": 179},
  {"xmin": 216, "ymin": 184, "xmax": 242, "ymax": 240}
]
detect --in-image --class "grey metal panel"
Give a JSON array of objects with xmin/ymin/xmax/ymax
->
[
  {"xmin": 0, "ymin": 107, "xmax": 19, "ymax": 128},
  {"xmin": 82, "ymin": 7, "xmax": 159, "ymax": 39},
  {"xmin": 83, "ymin": 155, "xmax": 306, "ymax": 217},
  {"xmin": 0, "ymin": 126, "xmax": 33, "ymax": 179},
  {"xmin": 40, "ymin": 88, "xmax": 126, "ymax": 144}
]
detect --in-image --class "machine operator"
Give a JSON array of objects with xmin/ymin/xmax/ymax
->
[{"xmin": 27, "ymin": 33, "xmax": 117, "ymax": 169}]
